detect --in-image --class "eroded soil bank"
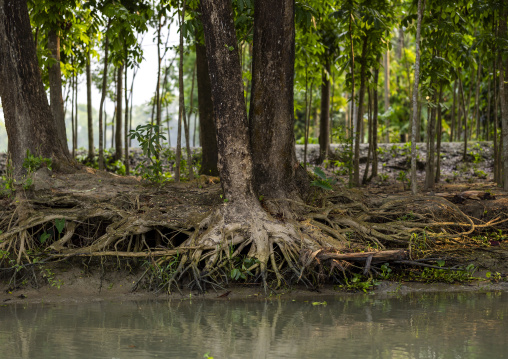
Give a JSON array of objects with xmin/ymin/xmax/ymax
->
[{"xmin": 1, "ymin": 141, "xmax": 507, "ymax": 304}]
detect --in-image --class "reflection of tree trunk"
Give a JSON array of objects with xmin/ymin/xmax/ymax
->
[
  {"xmin": 86, "ymin": 51, "xmax": 94, "ymax": 159},
  {"xmin": 196, "ymin": 41, "xmax": 218, "ymax": 176},
  {"xmin": 0, "ymin": 0, "xmax": 71, "ymax": 172},
  {"xmin": 48, "ymin": 29, "xmax": 70, "ymax": 155}
]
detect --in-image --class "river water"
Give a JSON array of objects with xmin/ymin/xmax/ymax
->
[{"xmin": 1, "ymin": 291, "xmax": 507, "ymax": 359}]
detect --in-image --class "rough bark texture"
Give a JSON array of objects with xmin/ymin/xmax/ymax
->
[
  {"xmin": 98, "ymin": 29, "xmax": 110, "ymax": 171},
  {"xmin": 200, "ymin": 0, "xmax": 258, "ymax": 205},
  {"xmin": 196, "ymin": 42, "xmax": 219, "ymax": 176},
  {"xmin": 425, "ymin": 91, "xmax": 437, "ymax": 190},
  {"xmin": 372, "ymin": 67, "xmax": 379, "ymax": 177},
  {"xmin": 86, "ymin": 52, "xmax": 94, "ymax": 159},
  {"xmin": 500, "ymin": 2, "xmax": 508, "ymax": 190},
  {"xmin": 317, "ymin": 61, "xmax": 331, "ymax": 164},
  {"xmin": 0, "ymin": 0, "xmax": 71, "ymax": 172},
  {"xmin": 48, "ymin": 29, "xmax": 70, "ymax": 156},
  {"xmin": 249, "ymin": 0, "xmax": 305, "ymax": 198},
  {"xmin": 115, "ymin": 64, "xmax": 123, "ymax": 160}
]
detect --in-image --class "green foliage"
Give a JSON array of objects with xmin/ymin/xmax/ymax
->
[
  {"xmin": 310, "ymin": 167, "xmax": 337, "ymax": 191},
  {"xmin": 411, "ymin": 262, "xmax": 477, "ymax": 283},
  {"xmin": 341, "ymin": 273, "xmax": 379, "ymax": 293},
  {"xmin": 229, "ymin": 256, "xmax": 258, "ymax": 281},
  {"xmin": 129, "ymin": 124, "xmax": 168, "ymax": 183}
]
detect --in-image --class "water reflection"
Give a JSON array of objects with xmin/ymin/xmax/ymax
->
[{"xmin": 1, "ymin": 291, "xmax": 507, "ymax": 359}]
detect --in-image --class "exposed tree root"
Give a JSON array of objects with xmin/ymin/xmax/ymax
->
[{"xmin": 1, "ymin": 175, "xmax": 507, "ymax": 292}]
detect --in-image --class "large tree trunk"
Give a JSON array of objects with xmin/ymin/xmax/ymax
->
[
  {"xmin": 115, "ymin": 63, "xmax": 123, "ymax": 160},
  {"xmin": 0, "ymin": 0, "xmax": 71, "ymax": 172},
  {"xmin": 371, "ymin": 66, "xmax": 379, "ymax": 178},
  {"xmin": 48, "ymin": 29, "xmax": 70, "ymax": 156},
  {"xmin": 249, "ymin": 0, "xmax": 306, "ymax": 198},
  {"xmin": 98, "ymin": 24, "xmax": 110, "ymax": 171},
  {"xmin": 86, "ymin": 51, "xmax": 94, "ymax": 159},
  {"xmin": 424, "ymin": 90, "xmax": 437, "ymax": 191},
  {"xmin": 200, "ymin": 0, "xmax": 258, "ymax": 204},
  {"xmin": 196, "ymin": 42, "xmax": 219, "ymax": 176},
  {"xmin": 317, "ymin": 60, "xmax": 331, "ymax": 164},
  {"xmin": 500, "ymin": 2, "xmax": 508, "ymax": 189}
]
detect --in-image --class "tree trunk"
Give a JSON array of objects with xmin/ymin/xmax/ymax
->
[
  {"xmin": 384, "ymin": 49, "xmax": 390, "ymax": 142},
  {"xmin": 500, "ymin": 3, "xmax": 508, "ymax": 189},
  {"xmin": 175, "ymin": 0, "xmax": 186, "ymax": 182},
  {"xmin": 74, "ymin": 67, "xmax": 78, "ymax": 155},
  {"xmin": 86, "ymin": 50, "xmax": 94, "ymax": 159},
  {"xmin": 71, "ymin": 67, "xmax": 75, "ymax": 158},
  {"xmin": 249, "ymin": 0, "xmax": 306, "ymax": 198},
  {"xmin": 115, "ymin": 63, "xmax": 123, "ymax": 160},
  {"xmin": 124, "ymin": 51, "xmax": 130, "ymax": 175},
  {"xmin": 411, "ymin": 0, "xmax": 424, "ymax": 195},
  {"xmin": 48, "ymin": 29, "xmax": 70, "ymax": 156},
  {"xmin": 424, "ymin": 90, "xmax": 437, "ymax": 191},
  {"xmin": 354, "ymin": 35, "xmax": 369, "ymax": 187},
  {"xmin": 372, "ymin": 66, "xmax": 379, "ymax": 178},
  {"xmin": 317, "ymin": 60, "xmax": 331, "ymax": 164},
  {"xmin": 98, "ymin": 24, "xmax": 110, "ymax": 171},
  {"xmin": 475, "ymin": 61, "xmax": 482, "ymax": 140},
  {"xmin": 363, "ymin": 87, "xmax": 373, "ymax": 184},
  {"xmin": 451, "ymin": 79, "xmax": 457, "ymax": 141},
  {"xmin": 435, "ymin": 85, "xmax": 443, "ymax": 183},
  {"xmin": 196, "ymin": 41, "xmax": 218, "ymax": 176},
  {"xmin": 0, "ymin": 0, "xmax": 71, "ymax": 172},
  {"xmin": 493, "ymin": 57, "xmax": 500, "ymax": 183},
  {"xmin": 200, "ymin": 0, "xmax": 258, "ymax": 204}
]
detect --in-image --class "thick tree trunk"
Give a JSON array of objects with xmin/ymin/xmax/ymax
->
[
  {"xmin": 124, "ymin": 57, "xmax": 130, "ymax": 175},
  {"xmin": 317, "ymin": 60, "xmax": 331, "ymax": 164},
  {"xmin": 200, "ymin": 0, "xmax": 258, "ymax": 204},
  {"xmin": 475, "ymin": 61, "xmax": 482, "ymax": 140},
  {"xmin": 196, "ymin": 42, "xmax": 218, "ymax": 176},
  {"xmin": 451, "ymin": 79, "xmax": 457, "ymax": 141},
  {"xmin": 48, "ymin": 29, "xmax": 70, "ymax": 156},
  {"xmin": 354, "ymin": 35, "xmax": 369, "ymax": 187},
  {"xmin": 0, "ymin": 0, "xmax": 71, "ymax": 172},
  {"xmin": 411, "ymin": 0, "xmax": 423, "ymax": 195},
  {"xmin": 115, "ymin": 63, "xmax": 123, "ymax": 160},
  {"xmin": 500, "ymin": 4, "xmax": 508, "ymax": 190},
  {"xmin": 249, "ymin": 0, "xmax": 306, "ymax": 198},
  {"xmin": 86, "ymin": 51, "xmax": 94, "ymax": 159}
]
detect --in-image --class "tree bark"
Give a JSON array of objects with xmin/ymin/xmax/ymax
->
[
  {"xmin": 124, "ymin": 54, "xmax": 130, "ymax": 175},
  {"xmin": 411, "ymin": 0, "xmax": 424, "ymax": 195},
  {"xmin": 196, "ymin": 41, "xmax": 219, "ymax": 176},
  {"xmin": 371, "ymin": 66, "xmax": 379, "ymax": 178},
  {"xmin": 86, "ymin": 50, "xmax": 94, "ymax": 159},
  {"xmin": 317, "ymin": 60, "xmax": 331, "ymax": 164},
  {"xmin": 435, "ymin": 85, "xmax": 443, "ymax": 183},
  {"xmin": 98, "ymin": 24, "xmax": 110, "ymax": 171},
  {"xmin": 48, "ymin": 29, "xmax": 70, "ymax": 156},
  {"xmin": 500, "ymin": 2, "xmax": 508, "ymax": 189},
  {"xmin": 383, "ymin": 49, "xmax": 390, "ymax": 142},
  {"xmin": 249, "ymin": 0, "xmax": 306, "ymax": 198},
  {"xmin": 424, "ymin": 89, "xmax": 437, "ymax": 191},
  {"xmin": 451, "ymin": 79, "xmax": 457, "ymax": 141},
  {"xmin": 200, "ymin": 0, "xmax": 258, "ymax": 204},
  {"xmin": 115, "ymin": 63, "xmax": 123, "ymax": 160},
  {"xmin": 354, "ymin": 35, "xmax": 369, "ymax": 187},
  {"xmin": 0, "ymin": 0, "xmax": 71, "ymax": 172}
]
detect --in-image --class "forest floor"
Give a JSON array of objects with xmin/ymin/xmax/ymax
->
[{"xmin": 1, "ymin": 141, "xmax": 508, "ymax": 304}]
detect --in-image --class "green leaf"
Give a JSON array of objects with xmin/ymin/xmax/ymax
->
[
  {"xmin": 40, "ymin": 232, "xmax": 51, "ymax": 244},
  {"xmin": 311, "ymin": 179, "xmax": 333, "ymax": 191},
  {"xmin": 55, "ymin": 218, "xmax": 65, "ymax": 234},
  {"xmin": 313, "ymin": 167, "xmax": 327, "ymax": 180},
  {"xmin": 436, "ymin": 260, "xmax": 445, "ymax": 267}
]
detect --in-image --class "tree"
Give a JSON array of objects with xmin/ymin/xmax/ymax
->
[
  {"xmin": 410, "ymin": 0, "xmax": 424, "ymax": 195},
  {"xmin": 0, "ymin": 0, "xmax": 71, "ymax": 172},
  {"xmin": 249, "ymin": 0, "xmax": 306, "ymax": 199},
  {"xmin": 196, "ymin": 41, "xmax": 219, "ymax": 176}
]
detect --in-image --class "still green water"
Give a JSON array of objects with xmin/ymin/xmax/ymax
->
[{"xmin": 1, "ymin": 291, "xmax": 507, "ymax": 359}]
